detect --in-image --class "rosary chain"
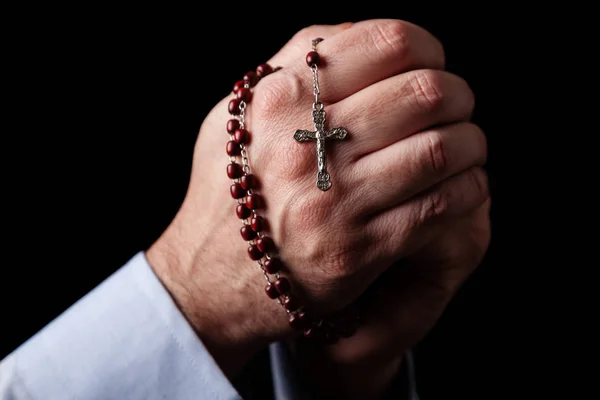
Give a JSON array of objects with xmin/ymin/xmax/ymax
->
[
  {"xmin": 233, "ymin": 82, "xmax": 287, "ymax": 310},
  {"xmin": 225, "ymin": 45, "xmax": 358, "ymax": 340},
  {"xmin": 311, "ymin": 37, "xmax": 323, "ymax": 110},
  {"xmin": 312, "ymin": 65, "xmax": 320, "ymax": 107}
]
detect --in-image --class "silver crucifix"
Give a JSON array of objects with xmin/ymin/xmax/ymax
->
[
  {"xmin": 294, "ymin": 106, "xmax": 348, "ymax": 191},
  {"xmin": 294, "ymin": 38, "xmax": 348, "ymax": 191}
]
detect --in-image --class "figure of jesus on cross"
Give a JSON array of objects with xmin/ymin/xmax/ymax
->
[{"xmin": 294, "ymin": 106, "xmax": 348, "ymax": 191}]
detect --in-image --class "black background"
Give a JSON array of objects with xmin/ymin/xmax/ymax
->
[{"xmin": 2, "ymin": 3, "xmax": 564, "ymax": 399}]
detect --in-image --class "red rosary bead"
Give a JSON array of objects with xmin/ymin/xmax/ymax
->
[
  {"xmin": 227, "ymin": 163, "xmax": 243, "ymax": 179},
  {"xmin": 236, "ymin": 87, "xmax": 251, "ymax": 102},
  {"xmin": 256, "ymin": 237, "xmax": 274, "ymax": 253},
  {"xmin": 228, "ymin": 98, "xmax": 241, "ymax": 115},
  {"xmin": 248, "ymin": 244, "xmax": 264, "ymax": 260},
  {"xmin": 283, "ymin": 296, "xmax": 298, "ymax": 311},
  {"xmin": 230, "ymin": 184, "xmax": 246, "ymax": 199},
  {"xmin": 226, "ymin": 141, "xmax": 241, "ymax": 156},
  {"xmin": 274, "ymin": 277, "xmax": 290, "ymax": 294},
  {"xmin": 233, "ymin": 128, "xmax": 249, "ymax": 144},
  {"xmin": 303, "ymin": 327, "xmax": 320, "ymax": 338},
  {"xmin": 256, "ymin": 63, "xmax": 273, "ymax": 77},
  {"xmin": 297, "ymin": 310, "xmax": 311, "ymax": 323},
  {"xmin": 227, "ymin": 119, "xmax": 240, "ymax": 134},
  {"xmin": 263, "ymin": 258, "xmax": 281, "ymax": 274},
  {"xmin": 236, "ymin": 204, "xmax": 252, "ymax": 219},
  {"xmin": 243, "ymin": 71, "xmax": 258, "ymax": 87},
  {"xmin": 265, "ymin": 283, "xmax": 279, "ymax": 299},
  {"xmin": 233, "ymin": 80, "xmax": 246, "ymax": 94},
  {"xmin": 250, "ymin": 216, "xmax": 263, "ymax": 232},
  {"xmin": 240, "ymin": 225, "xmax": 257, "ymax": 241},
  {"xmin": 288, "ymin": 313, "xmax": 305, "ymax": 330},
  {"xmin": 245, "ymin": 194, "xmax": 261, "ymax": 209},
  {"xmin": 240, "ymin": 174, "xmax": 255, "ymax": 190},
  {"xmin": 306, "ymin": 51, "xmax": 320, "ymax": 67}
]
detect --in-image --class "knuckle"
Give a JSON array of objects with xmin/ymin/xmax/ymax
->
[
  {"xmin": 423, "ymin": 130, "xmax": 447, "ymax": 174},
  {"xmin": 368, "ymin": 19, "xmax": 410, "ymax": 58},
  {"xmin": 266, "ymin": 133, "xmax": 313, "ymax": 182},
  {"xmin": 253, "ymin": 72, "xmax": 314, "ymax": 181},
  {"xmin": 253, "ymin": 72, "xmax": 303, "ymax": 116},
  {"xmin": 408, "ymin": 70, "xmax": 445, "ymax": 112},
  {"xmin": 294, "ymin": 25, "xmax": 320, "ymax": 42},
  {"xmin": 325, "ymin": 247, "xmax": 357, "ymax": 278},
  {"xmin": 418, "ymin": 188, "xmax": 449, "ymax": 224}
]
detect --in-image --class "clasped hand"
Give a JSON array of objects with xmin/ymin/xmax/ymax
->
[{"xmin": 147, "ymin": 19, "xmax": 490, "ymax": 398}]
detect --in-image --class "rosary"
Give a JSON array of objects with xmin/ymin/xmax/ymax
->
[{"xmin": 225, "ymin": 39, "xmax": 359, "ymax": 343}]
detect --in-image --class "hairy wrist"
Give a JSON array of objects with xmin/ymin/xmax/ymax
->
[{"xmin": 146, "ymin": 196, "xmax": 293, "ymax": 378}]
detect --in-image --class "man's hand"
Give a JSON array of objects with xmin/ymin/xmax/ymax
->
[
  {"xmin": 146, "ymin": 19, "xmax": 489, "ymax": 380},
  {"xmin": 293, "ymin": 202, "xmax": 491, "ymax": 398}
]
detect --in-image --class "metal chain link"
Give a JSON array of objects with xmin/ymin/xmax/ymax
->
[
  {"xmin": 311, "ymin": 38, "xmax": 324, "ymax": 111},
  {"xmin": 231, "ymin": 82, "xmax": 286, "ymax": 309},
  {"xmin": 312, "ymin": 65, "xmax": 321, "ymax": 107}
]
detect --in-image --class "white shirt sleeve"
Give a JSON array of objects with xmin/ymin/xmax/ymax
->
[
  {"xmin": 0, "ymin": 252, "xmax": 241, "ymax": 400},
  {"xmin": 0, "ymin": 252, "xmax": 419, "ymax": 400}
]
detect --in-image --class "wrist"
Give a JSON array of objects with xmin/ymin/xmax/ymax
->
[{"xmin": 146, "ymin": 196, "xmax": 293, "ymax": 378}]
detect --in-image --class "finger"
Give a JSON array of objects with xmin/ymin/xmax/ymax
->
[
  {"xmin": 316, "ymin": 201, "xmax": 491, "ymax": 364},
  {"xmin": 266, "ymin": 23, "xmax": 354, "ymax": 69},
  {"xmin": 367, "ymin": 167, "xmax": 490, "ymax": 259},
  {"xmin": 282, "ymin": 19, "xmax": 445, "ymax": 104},
  {"xmin": 329, "ymin": 69, "xmax": 475, "ymax": 158},
  {"xmin": 353, "ymin": 122, "xmax": 487, "ymax": 212}
]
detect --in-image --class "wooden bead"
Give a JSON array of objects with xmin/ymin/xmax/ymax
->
[
  {"xmin": 233, "ymin": 128, "xmax": 249, "ymax": 144},
  {"xmin": 256, "ymin": 63, "xmax": 273, "ymax": 77},
  {"xmin": 306, "ymin": 51, "xmax": 320, "ymax": 67},
  {"xmin": 236, "ymin": 204, "xmax": 251, "ymax": 219},
  {"xmin": 243, "ymin": 71, "xmax": 258, "ymax": 86},
  {"xmin": 245, "ymin": 194, "xmax": 261, "ymax": 210},
  {"xmin": 227, "ymin": 163, "xmax": 243, "ymax": 179},
  {"xmin": 227, "ymin": 119, "xmax": 240, "ymax": 134},
  {"xmin": 233, "ymin": 80, "xmax": 246, "ymax": 94},
  {"xmin": 240, "ymin": 174, "xmax": 255, "ymax": 190},
  {"xmin": 236, "ymin": 87, "xmax": 251, "ymax": 102},
  {"xmin": 297, "ymin": 311, "xmax": 311, "ymax": 324},
  {"xmin": 248, "ymin": 244, "xmax": 264, "ymax": 260},
  {"xmin": 256, "ymin": 237, "xmax": 274, "ymax": 253},
  {"xmin": 230, "ymin": 183, "xmax": 246, "ymax": 199},
  {"xmin": 228, "ymin": 98, "xmax": 241, "ymax": 115},
  {"xmin": 283, "ymin": 296, "xmax": 298, "ymax": 311},
  {"xmin": 274, "ymin": 277, "xmax": 290, "ymax": 294},
  {"xmin": 303, "ymin": 327, "xmax": 322, "ymax": 339},
  {"xmin": 240, "ymin": 225, "xmax": 257, "ymax": 241},
  {"xmin": 263, "ymin": 258, "xmax": 281, "ymax": 274},
  {"xmin": 265, "ymin": 284, "xmax": 279, "ymax": 299},
  {"xmin": 288, "ymin": 313, "xmax": 304, "ymax": 330},
  {"xmin": 250, "ymin": 216, "xmax": 263, "ymax": 232},
  {"xmin": 226, "ymin": 141, "xmax": 241, "ymax": 156}
]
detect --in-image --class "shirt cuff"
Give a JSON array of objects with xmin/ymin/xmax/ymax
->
[
  {"xmin": 269, "ymin": 342, "xmax": 419, "ymax": 400},
  {"xmin": 0, "ymin": 252, "xmax": 241, "ymax": 400}
]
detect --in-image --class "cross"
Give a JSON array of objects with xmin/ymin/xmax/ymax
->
[{"xmin": 294, "ymin": 107, "xmax": 348, "ymax": 191}]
